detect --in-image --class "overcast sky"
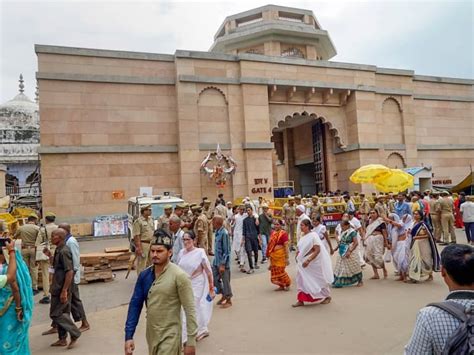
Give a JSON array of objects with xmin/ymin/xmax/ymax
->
[{"xmin": 0, "ymin": 0, "xmax": 472, "ymax": 103}]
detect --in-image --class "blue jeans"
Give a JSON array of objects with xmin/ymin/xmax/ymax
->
[
  {"xmin": 260, "ymin": 234, "xmax": 268, "ymax": 260},
  {"xmin": 465, "ymin": 222, "xmax": 474, "ymax": 243}
]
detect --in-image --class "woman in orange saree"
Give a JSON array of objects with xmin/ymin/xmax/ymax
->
[{"xmin": 266, "ymin": 219, "xmax": 291, "ymax": 291}]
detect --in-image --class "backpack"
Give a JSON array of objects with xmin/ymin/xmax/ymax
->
[{"xmin": 426, "ymin": 301, "xmax": 474, "ymax": 355}]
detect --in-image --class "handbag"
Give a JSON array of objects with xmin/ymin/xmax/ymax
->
[
  {"xmin": 35, "ymin": 227, "xmax": 50, "ymax": 261},
  {"xmin": 383, "ymin": 249, "xmax": 392, "ymax": 263},
  {"xmin": 36, "ymin": 242, "xmax": 49, "ymax": 261}
]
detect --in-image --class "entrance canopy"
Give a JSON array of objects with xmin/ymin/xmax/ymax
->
[{"xmin": 451, "ymin": 172, "xmax": 474, "ymax": 194}]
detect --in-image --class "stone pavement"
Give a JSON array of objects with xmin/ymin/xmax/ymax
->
[{"xmin": 28, "ymin": 234, "xmax": 468, "ymax": 354}]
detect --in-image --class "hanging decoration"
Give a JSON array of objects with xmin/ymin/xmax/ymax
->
[{"xmin": 200, "ymin": 144, "xmax": 237, "ymax": 188}]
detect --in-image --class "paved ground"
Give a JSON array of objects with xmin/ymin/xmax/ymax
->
[{"xmin": 29, "ymin": 230, "xmax": 468, "ymax": 354}]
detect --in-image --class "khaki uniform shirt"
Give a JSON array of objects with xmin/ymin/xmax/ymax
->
[
  {"xmin": 193, "ymin": 214, "xmax": 208, "ymax": 242},
  {"xmin": 283, "ymin": 203, "xmax": 296, "ymax": 224},
  {"xmin": 310, "ymin": 202, "xmax": 324, "ymax": 219},
  {"xmin": 429, "ymin": 199, "xmax": 440, "ymax": 215},
  {"xmin": 375, "ymin": 202, "xmax": 387, "ymax": 218},
  {"xmin": 38, "ymin": 223, "xmax": 58, "ymax": 247},
  {"xmin": 156, "ymin": 214, "xmax": 171, "ymax": 234},
  {"xmin": 14, "ymin": 223, "xmax": 40, "ymax": 247},
  {"xmin": 387, "ymin": 199, "xmax": 396, "ymax": 213},
  {"xmin": 359, "ymin": 199, "xmax": 371, "ymax": 214},
  {"xmin": 203, "ymin": 207, "xmax": 213, "ymax": 220},
  {"xmin": 133, "ymin": 216, "xmax": 154, "ymax": 242},
  {"xmin": 146, "ymin": 263, "xmax": 197, "ymax": 352},
  {"xmin": 439, "ymin": 197, "xmax": 454, "ymax": 213},
  {"xmin": 180, "ymin": 211, "xmax": 193, "ymax": 231}
]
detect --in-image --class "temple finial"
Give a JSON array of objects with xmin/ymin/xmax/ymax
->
[{"xmin": 19, "ymin": 74, "xmax": 25, "ymax": 94}]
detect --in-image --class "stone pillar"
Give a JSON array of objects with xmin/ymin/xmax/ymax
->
[
  {"xmin": 400, "ymin": 95, "xmax": 418, "ymax": 166},
  {"xmin": 174, "ymin": 59, "xmax": 201, "ymax": 202},
  {"xmin": 241, "ymin": 84, "xmax": 274, "ymax": 200},
  {"xmin": 0, "ymin": 164, "xmax": 6, "ymax": 197}
]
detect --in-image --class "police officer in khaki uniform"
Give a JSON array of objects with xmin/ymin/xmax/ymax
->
[
  {"xmin": 180, "ymin": 203, "xmax": 193, "ymax": 231},
  {"xmin": 283, "ymin": 196, "xmax": 297, "ymax": 251},
  {"xmin": 387, "ymin": 193, "xmax": 396, "ymax": 214},
  {"xmin": 309, "ymin": 196, "xmax": 324, "ymax": 220},
  {"xmin": 37, "ymin": 212, "xmax": 58, "ymax": 304},
  {"xmin": 358, "ymin": 193, "xmax": 371, "ymax": 228},
  {"xmin": 375, "ymin": 196, "xmax": 388, "ymax": 219},
  {"xmin": 193, "ymin": 206, "xmax": 209, "ymax": 253},
  {"xmin": 157, "ymin": 205, "xmax": 173, "ymax": 235},
  {"xmin": 202, "ymin": 199, "xmax": 214, "ymax": 255},
  {"xmin": 438, "ymin": 191, "xmax": 456, "ymax": 244},
  {"xmin": 133, "ymin": 204, "xmax": 154, "ymax": 274},
  {"xmin": 429, "ymin": 192, "xmax": 442, "ymax": 242},
  {"xmin": 14, "ymin": 212, "xmax": 40, "ymax": 294}
]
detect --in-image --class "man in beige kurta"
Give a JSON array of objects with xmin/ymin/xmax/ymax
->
[
  {"xmin": 133, "ymin": 204, "xmax": 154, "ymax": 274},
  {"xmin": 124, "ymin": 233, "xmax": 197, "ymax": 355}
]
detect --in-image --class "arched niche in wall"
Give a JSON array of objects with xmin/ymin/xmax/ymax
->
[
  {"xmin": 197, "ymin": 87, "xmax": 230, "ymax": 146},
  {"xmin": 387, "ymin": 152, "xmax": 406, "ymax": 169},
  {"xmin": 382, "ymin": 97, "xmax": 404, "ymax": 144}
]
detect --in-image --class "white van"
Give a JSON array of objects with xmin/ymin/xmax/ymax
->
[{"xmin": 127, "ymin": 194, "xmax": 184, "ymax": 242}]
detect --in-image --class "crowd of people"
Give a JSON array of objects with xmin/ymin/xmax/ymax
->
[
  {"xmin": 0, "ymin": 189, "xmax": 472, "ymax": 354},
  {"xmin": 124, "ymin": 190, "xmax": 473, "ymax": 354},
  {"xmin": 0, "ymin": 212, "xmax": 89, "ymax": 353}
]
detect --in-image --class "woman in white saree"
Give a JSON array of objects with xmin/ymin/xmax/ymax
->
[
  {"xmin": 292, "ymin": 219, "xmax": 334, "ymax": 307},
  {"xmin": 178, "ymin": 231, "xmax": 215, "ymax": 342},
  {"xmin": 387, "ymin": 213, "xmax": 412, "ymax": 281},
  {"xmin": 364, "ymin": 209, "xmax": 389, "ymax": 280}
]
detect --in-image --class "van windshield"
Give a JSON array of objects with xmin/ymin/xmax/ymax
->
[{"xmin": 149, "ymin": 202, "xmax": 179, "ymax": 219}]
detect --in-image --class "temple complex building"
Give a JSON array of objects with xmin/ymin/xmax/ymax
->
[
  {"xmin": 0, "ymin": 75, "xmax": 40, "ymax": 196},
  {"xmin": 35, "ymin": 4, "xmax": 473, "ymax": 222}
]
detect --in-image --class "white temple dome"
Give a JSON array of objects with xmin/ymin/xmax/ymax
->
[
  {"xmin": 0, "ymin": 74, "xmax": 39, "ymax": 129},
  {"xmin": 0, "ymin": 74, "xmax": 39, "ymax": 163}
]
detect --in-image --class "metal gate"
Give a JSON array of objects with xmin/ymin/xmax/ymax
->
[{"xmin": 312, "ymin": 121, "xmax": 326, "ymax": 193}]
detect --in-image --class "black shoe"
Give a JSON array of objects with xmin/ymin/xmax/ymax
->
[
  {"xmin": 255, "ymin": 265, "xmax": 260, "ymax": 269},
  {"xmin": 261, "ymin": 258, "xmax": 267, "ymax": 264},
  {"xmin": 32, "ymin": 289, "xmax": 40, "ymax": 296},
  {"xmin": 39, "ymin": 296, "xmax": 50, "ymax": 304}
]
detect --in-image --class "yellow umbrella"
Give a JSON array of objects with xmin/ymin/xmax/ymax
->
[
  {"xmin": 374, "ymin": 169, "xmax": 414, "ymax": 193},
  {"xmin": 350, "ymin": 164, "xmax": 391, "ymax": 184}
]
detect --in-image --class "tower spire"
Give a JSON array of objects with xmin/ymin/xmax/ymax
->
[{"xmin": 19, "ymin": 74, "xmax": 25, "ymax": 94}]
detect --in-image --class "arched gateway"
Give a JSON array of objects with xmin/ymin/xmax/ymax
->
[{"xmin": 271, "ymin": 111, "xmax": 346, "ymax": 195}]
